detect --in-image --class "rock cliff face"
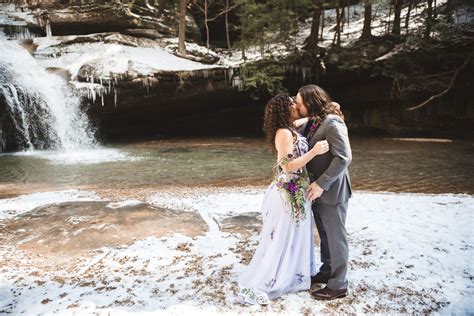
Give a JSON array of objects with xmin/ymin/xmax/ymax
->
[
  {"xmin": 0, "ymin": 0, "xmax": 245, "ymax": 150},
  {"xmin": 1, "ymin": 0, "xmax": 200, "ymax": 38},
  {"xmin": 284, "ymin": 33, "xmax": 474, "ymax": 137}
]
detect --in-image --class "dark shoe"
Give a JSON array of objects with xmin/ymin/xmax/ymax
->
[
  {"xmin": 311, "ymin": 273, "xmax": 330, "ymax": 286},
  {"xmin": 311, "ymin": 286, "xmax": 347, "ymax": 300}
]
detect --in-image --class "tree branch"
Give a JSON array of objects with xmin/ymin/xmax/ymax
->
[
  {"xmin": 191, "ymin": 0, "xmax": 206, "ymax": 14},
  {"xmin": 207, "ymin": 4, "xmax": 238, "ymax": 21},
  {"xmin": 405, "ymin": 53, "xmax": 472, "ymax": 111}
]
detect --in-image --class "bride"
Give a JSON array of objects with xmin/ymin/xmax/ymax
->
[{"xmin": 237, "ymin": 94, "xmax": 329, "ymax": 305}]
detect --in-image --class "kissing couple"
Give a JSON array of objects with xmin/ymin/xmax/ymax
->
[{"xmin": 237, "ymin": 84, "xmax": 352, "ymax": 305}]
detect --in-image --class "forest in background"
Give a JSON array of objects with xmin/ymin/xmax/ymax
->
[{"xmin": 173, "ymin": 0, "xmax": 472, "ymax": 110}]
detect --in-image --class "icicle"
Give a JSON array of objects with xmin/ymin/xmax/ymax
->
[
  {"xmin": 114, "ymin": 88, "xmax": 118, "ymax": 108},
  {"xmin": 206, "ymin": 80, "xmax": 214, "ymax": 92},
  {"xmin": 232, "ymin": 76, "xmax": 242, "ymax": 91},
  {"xmin": 11, "ymin": 26, "xmax": 32, "ymax": 40}
]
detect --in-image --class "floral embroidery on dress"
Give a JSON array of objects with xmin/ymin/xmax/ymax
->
[
  {"xmin": 238, "ymin": 287, "xmax": 269, "ymax": 305},
  {"xmin": 265, "ymin": 278, "xmax": 276, "ymax": 289},
  {"xmin": 295, "ymin": 273, "xmax": 305, "ymax": 284}
]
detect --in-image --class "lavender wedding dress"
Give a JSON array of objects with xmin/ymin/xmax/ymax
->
[{"xmin": 237, "ymin": 132, "xmax": 316, "ymax": 305}]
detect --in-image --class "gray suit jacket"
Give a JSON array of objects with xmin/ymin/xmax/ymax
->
[{"xmin": 302, "ymin": 114, "xmax": 352, "ymax": 205}]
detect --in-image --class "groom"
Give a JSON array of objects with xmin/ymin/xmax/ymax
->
[{"xmin": 294, "ymin": 84, "xmax": 352, "ymax": 301}]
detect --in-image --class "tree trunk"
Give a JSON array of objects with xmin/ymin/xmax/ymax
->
[
  {"xmin": 241, "ymin": 26, "xmax": 246, "ymax": 60},
  {"xmin": 424, "ymin": 0, "xmax": 433, "ymax": 39},
  {"xmin": 204, "ymin": 0, "xmax": 210, "ymax": 48},
  {"xmin": 361, "ymin": 0, "xmax": 372, "ymax": 38},
  {"xmin": 320, "ymin": 7, "xmax": 325, "ymax": 41},
  {"xmin": 386, "ymin": 3, "xmax": 392, "ymax": 34},
  {"xmin": 225, "ymin": 0, "xmax": 231, "ymax": 50},
  {"xmin": 178, "ymin": 0, "xmax": 186, "ymax": 54},
  {"xmin": 392, "ymin": 0, "xmax": 403, "ymax": 35},
  {"xmin": 340, "ymin": 3, "xmax": 346, "ymax": 33},
  {"xmin": 405, "ymin": 0, "xmax": 413, "ymax": 32},
  {"xmin": 446, "ymin": 0, "xmax": 454, "ymax": 23},
  {"xmin": 347, "ymin": 0, "xmax": 350, "ymax": 31},
  {"xmin": 333, "ymin": 5, "xmax": 342, "ymax": 46},
  {"xmin": 303, "ymin": 0, "xmax": 323, "ymax": 51},
  {"xmin": 433, "ymin": 0, "xmax": 437, "ymax": 18}
]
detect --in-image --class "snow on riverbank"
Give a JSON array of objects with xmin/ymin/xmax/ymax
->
[
  {"xmin": 0, "ymin": 188, "xmax": 472, "ymax": 314},
  {"xmin": 0, "ymin": 190, "xmax": 101, "ymax": 220}
]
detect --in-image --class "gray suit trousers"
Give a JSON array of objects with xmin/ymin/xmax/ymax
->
[{"xmin": 312, "ymin": 200, "xmax": 349, "ymax": 290}]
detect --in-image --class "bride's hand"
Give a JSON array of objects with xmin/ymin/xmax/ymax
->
[{"xmin": 312, "ymin": 140, "xmax": 329, "ymax": 155}]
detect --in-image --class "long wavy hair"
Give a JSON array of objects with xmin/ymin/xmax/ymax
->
[
  {"xmin": 298, "ymin": 84, "xmax": 344, "ymax": 121},
  {"xmin": 263, "ymin": 93, "xmax": 295, "ymax": 152}
]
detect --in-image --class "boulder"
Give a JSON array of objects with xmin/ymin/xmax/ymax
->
[{"xmin": 1, "ymin": 201, "xmax": 208, "ymax": 260}]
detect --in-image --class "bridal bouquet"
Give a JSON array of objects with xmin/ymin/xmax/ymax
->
[{"xmin": 274, "ymin": 154, "xmax": 310, "ymax": 223}]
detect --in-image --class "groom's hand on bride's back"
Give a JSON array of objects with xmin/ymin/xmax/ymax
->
[{"xmin": 307, "ymin": 182, "xmax": 324, "ymax": 202}]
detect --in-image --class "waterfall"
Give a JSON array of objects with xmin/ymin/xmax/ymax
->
[
  {"xmin": 45, "ymin": 21, "xmax": 52, "ymax": 37},
  {"xmin": 0, "ymin": 34, "xmax": 98, "ymax": 151}
]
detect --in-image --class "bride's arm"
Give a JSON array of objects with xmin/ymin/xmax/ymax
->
[
  {"xmin": 275, "ymin": 129, "xmax": 329, "ymax": 173},
  {"xmin": 293, "ymin": 117, "xmax": 309, "ymax": 129}
]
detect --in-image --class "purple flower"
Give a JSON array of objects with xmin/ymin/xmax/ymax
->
[
  {"xmin": 309, "ymin": 123, "xmax": 318, "ymax": 131},
  {"xmin": 287, "ymin": 181, "xmax": 298, "ymax": 195}
]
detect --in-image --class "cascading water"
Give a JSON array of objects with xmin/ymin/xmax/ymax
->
[{"xmin": 0, "ymin": 34, "xmax": 98, "ymax": 152}]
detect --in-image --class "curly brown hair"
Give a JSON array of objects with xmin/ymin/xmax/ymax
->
[
  {"xmin": 298, "ymin": 85, "xmax": 344, "ymax": 121},
  {"xmin": 263, "ymin": 93, "xmax": 295, "ymax": 152}
]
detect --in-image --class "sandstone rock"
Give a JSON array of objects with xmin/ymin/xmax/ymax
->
[{"xmin": 1, "ymin": 201, "xmax": 208, "ymax": 260}]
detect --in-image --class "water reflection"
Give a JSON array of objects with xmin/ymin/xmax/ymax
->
[{"xmin": 0, "ymin": 137, "xmax": 472, "ymax": 196}]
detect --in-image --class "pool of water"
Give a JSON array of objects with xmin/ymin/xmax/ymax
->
[{"xmin": 0, "ymin": 137, "xmax": 472, "ymax": 197}]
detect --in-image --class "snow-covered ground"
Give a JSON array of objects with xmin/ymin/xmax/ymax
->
[
  {"xmin": 0, "ymin": 190, "xmax": 101, "ymax": 220},
  {"xmin": 0, "ymin": 188, "xmax": 472, "ymax": 315},
  {"xmin": 33, "ymin": 39, "xmax": 221, "ymax": 81}
]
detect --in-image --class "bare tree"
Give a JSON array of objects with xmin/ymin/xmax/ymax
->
[
  {"xmin": 192, "ymin": 0, "xmax": 238, "ymax": 49},
  {"xmin": 361, "ymin": 0, "xmax": 372, "ymax": 39},
  {"xmin": 405, "ymin": 0, "xmax": 413, "ymax": 32},
  {"xmin": 320, "ymin": 7, "xmax": 325, "ymax": 41},
  {"xmin": 225, "ymin": 0, "xmax": 231, "ymax": 49},
  {"xmin": 332, "ymin": 1, "xmax": 343, "ymax": 47},
  {"xmin": 446, "ymin": 0, "xmax": 455, "ymax": 23},
  {"xmin": 406, "ymin": 53, "xmax": 472, "ymax": 111},
  {"xmin": 303, "ymin": 0, "xmax": 323, "ymax": 51},
  {"xmin": 346, "ymin": 0, "xmax": 350, "ymax": 32},
  {"xmin": 386, "ymin": 2, "xmax": 392, "ymax": 34},
  {"xmin": 340, "ymin": 2, "xmax": 346, "ymax": 33},
  {"xmin": 424, "ymin": 0, "xmax": 433, "ymax": 39},
  {"xmin": 178, "ymin": 0, "xmax": 186, "ymax": 54},
  {"xmin": 392, "ymin": 0, "xmax": 403, "ymax": 35}
]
